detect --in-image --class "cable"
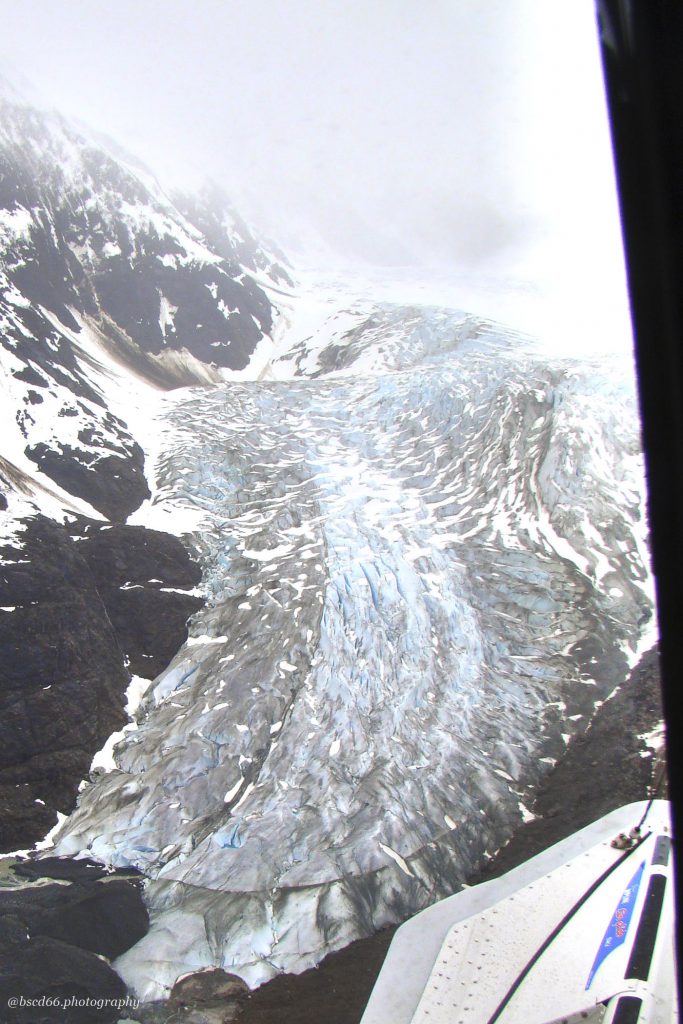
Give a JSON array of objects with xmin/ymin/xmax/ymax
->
[
  {"xmin": 635, "ymin": 760, "xmax": 668, "ymax": 832},
  {"xmin": 484, "ymin": 829, "xmax": 652, "ymax": 1024}
]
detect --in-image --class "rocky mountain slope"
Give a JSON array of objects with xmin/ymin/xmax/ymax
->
[{"xmin": 0, "ymin": 89, "xmax": 287, "ymax": 852}]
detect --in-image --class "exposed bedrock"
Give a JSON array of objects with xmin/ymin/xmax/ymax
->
[
  {"xmin": 27, "ymin": 441, "xmax": 150, "ymax": 524},
  {"xmin": 0, "ymin": 516, "xmax": 129, "ymax": 851},
  {"xmin": 73, "ymin": 521, "xmax": 204, "ymax": 679},
  {"xmin": 0, "ymin": 515, "xmax": 204, "ymax": 852},
  {"xmin": 0, "ymin": 877, "xmax": 148, "ymax": 960},
  {"xmin": 0, "ymin": 858, "xmax": 148, "ymax": 1024},
  {"xmin": 0, "ymin": 939, "xmax": 128, "ymax": 1024}
]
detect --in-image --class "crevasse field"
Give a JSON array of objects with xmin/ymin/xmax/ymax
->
[{"xmin": 52, "ymin": 272, "xmax": 654, "ymax": 1000}]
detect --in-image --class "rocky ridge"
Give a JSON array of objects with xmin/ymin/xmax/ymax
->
[{"xmin": 0, "ymin": 89, "xmax": 284, "ymax": 848}]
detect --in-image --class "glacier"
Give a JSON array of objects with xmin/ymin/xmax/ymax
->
[{"xmin": 49, "ymin": 278, "xmax": 653, "ymax": 1001}]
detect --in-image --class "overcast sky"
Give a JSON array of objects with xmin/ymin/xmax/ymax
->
[{"xmin": 0, "ymin": 0, "xmax": 633, "ymax": 351}]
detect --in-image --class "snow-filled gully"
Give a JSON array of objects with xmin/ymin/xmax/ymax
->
[{"xmin": 52, "ymin": 302, "xmax": 653, "ymax": 1000}]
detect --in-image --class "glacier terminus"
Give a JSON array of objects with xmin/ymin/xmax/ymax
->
[{"xmin": 49, "ymin": 275, "xmax": 654, "ymax": 1001}]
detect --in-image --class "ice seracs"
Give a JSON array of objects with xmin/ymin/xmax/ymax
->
[{"xmin": 51, "ymin": 277, "xmax": 654, "ymax": 1000}]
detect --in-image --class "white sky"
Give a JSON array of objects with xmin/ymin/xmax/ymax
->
[{"xmin": 0, "ymin": 0, "xmax": 633, "ymax": 353}]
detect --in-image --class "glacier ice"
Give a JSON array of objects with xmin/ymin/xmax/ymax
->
[{"xmin": 53, "ymin": 297, "xmax": 653, "ymax": 999}]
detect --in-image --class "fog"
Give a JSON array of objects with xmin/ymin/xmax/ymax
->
[{"xmin": 0, "ymin": 0, "xmax": 633, "ymax": 351}]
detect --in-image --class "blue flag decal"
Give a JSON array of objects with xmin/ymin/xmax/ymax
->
[{"xmin": 586, "ymin": 860, "xmax": 645, "ymax": 989}]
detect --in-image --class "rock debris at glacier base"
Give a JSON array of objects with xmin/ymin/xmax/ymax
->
[{"xmin": 53, "ymin": 293, "xmax": 653, "ymax": 999}]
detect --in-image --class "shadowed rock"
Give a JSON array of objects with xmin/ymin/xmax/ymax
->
[
  {"xmin": 0, "ymin": 936, "xmax": 129, "ymax": 1023},
  {"xmin": 0, "ymin": 516, "xmax": 204, "ymax": 851},
  {"xmin": 0, "ymin": 878, "xmax": 149, "ymax": 960}
]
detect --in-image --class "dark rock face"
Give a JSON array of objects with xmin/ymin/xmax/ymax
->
[
  {"xmin": 28, "ymin": 442, "xmax": 150, "ymax": 524},
  {"xmin": 0, "ymin": 861, "xmax": 147, "ymax": 1024},
  {"xmin": 3, "ymin": 882, "xmax": 148, "ymax": 968},
  {"xmin": 0, "ymin": 937, "xmax": 129, "ymax": 1023},
  {"xmin": 99, "ymin": 587, "xmax": 203, "ymax": 679},
  {"xmin": 0, "ymin": 878, "xmax": 149, "ymax": 960},
  {"xmin": 93, "ymin": 252, "xmax": 268, "ymax": 370},
  {"xmin": 169, "ymin": 968, "xmax": 249, "ymax": 1012},
  {"xmin": 10, "ymin": 856, "xmax": 113, "ymax": 883},
  {"xmin": 0, "ymin": 515, "xmax": 204, "ymax": 852},
  {"xmin": 77, "ymin": 523, "xmax": 204, "ymax": 678},
  {"xmin": 78, "ymin": 523, "xmax": 203, "ymax": 589},
  {"xmin": 0, "ymin": 516, "xmax": 129, "ymax": 852}
]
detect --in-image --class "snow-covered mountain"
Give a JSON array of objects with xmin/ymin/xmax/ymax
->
[
  {"xmin": 0, "ymin": 91, "xmax": 655, "ymax": 1012},
  {"xmin": 0, "ymin": 90, "xmax": 291, "ymax": 512},
  {"xmin": 0, "ymin": 90, "xmax": 288, "ymax": 855}
]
